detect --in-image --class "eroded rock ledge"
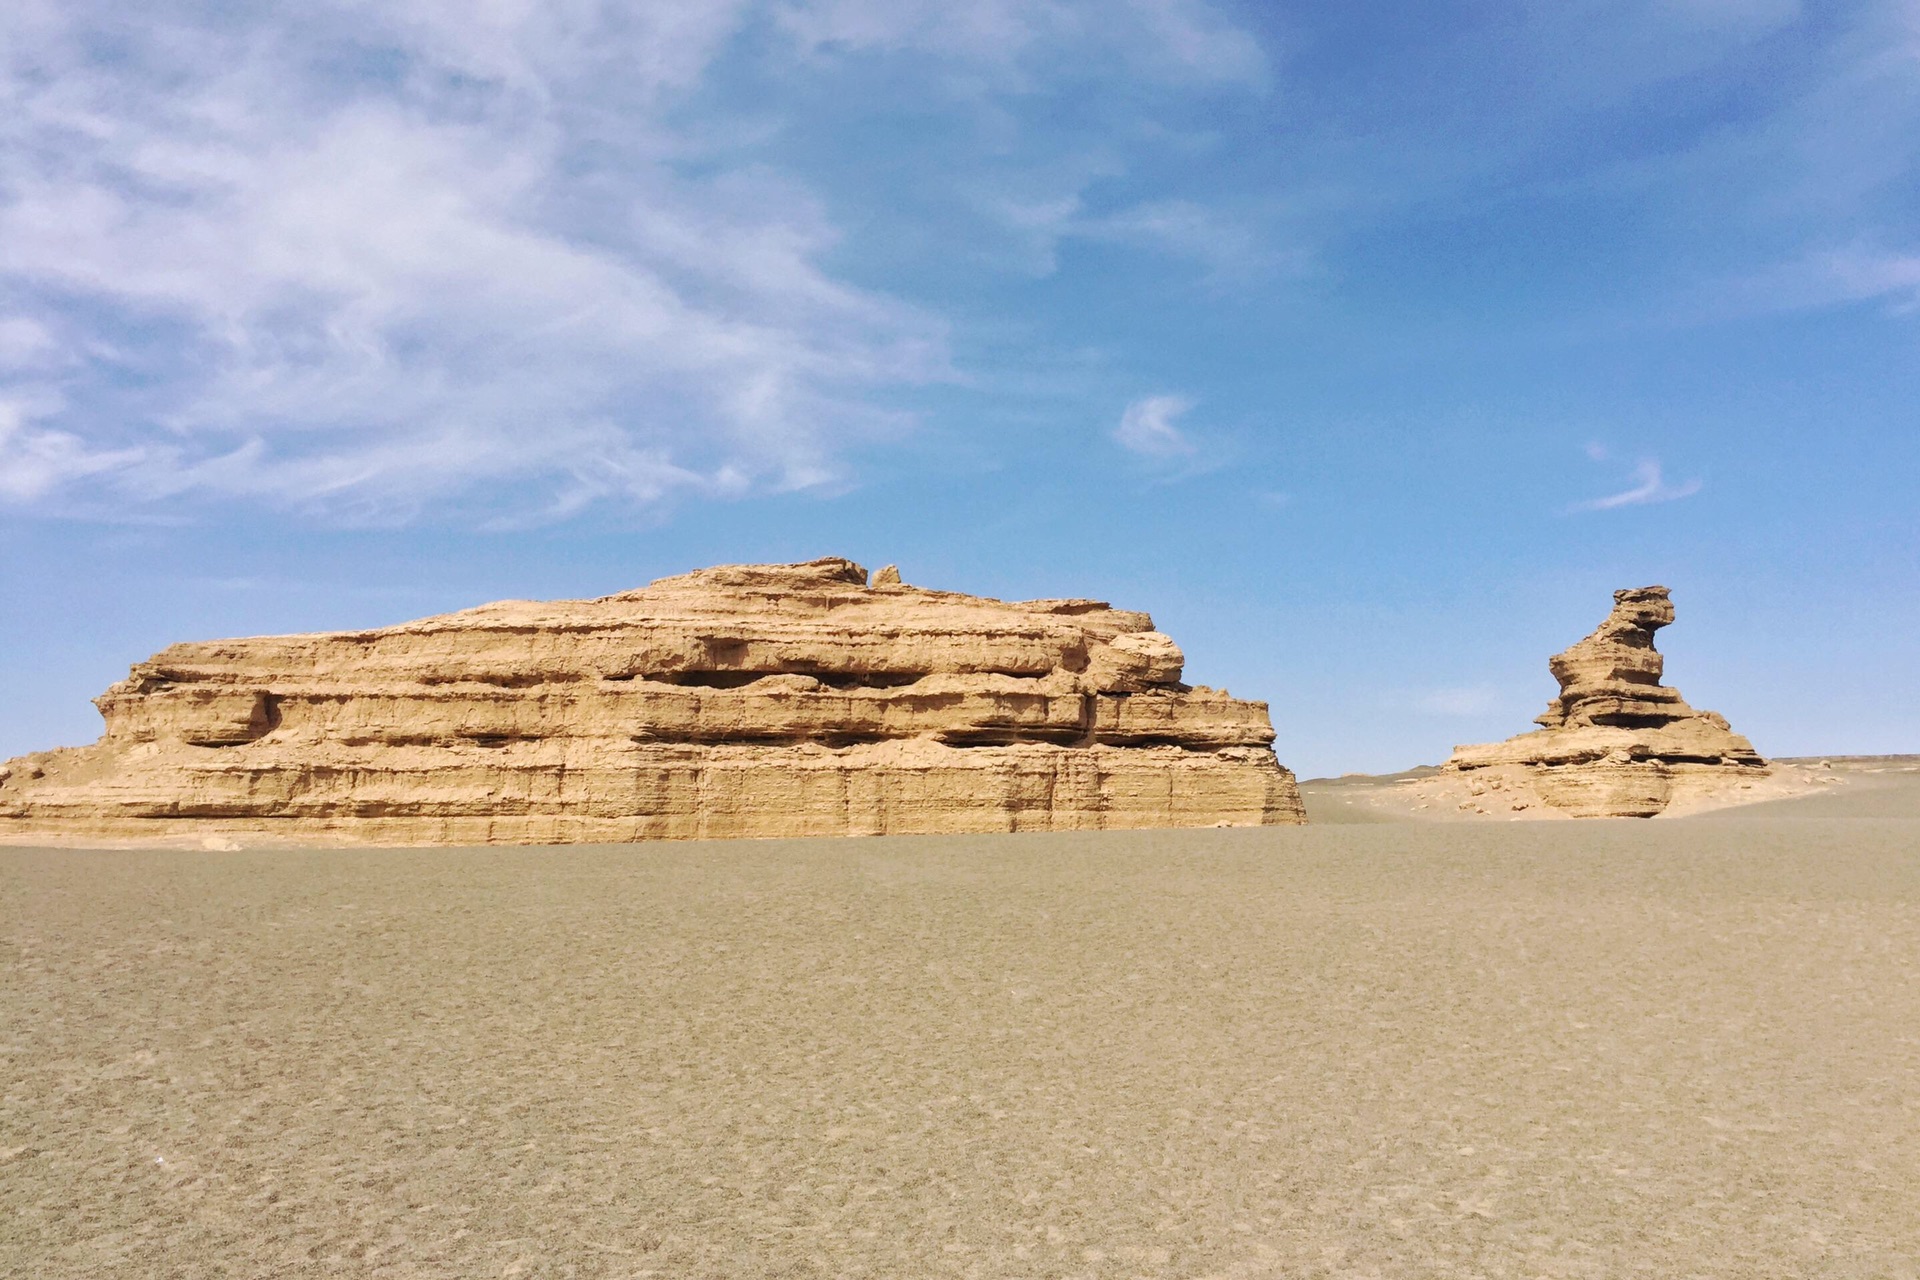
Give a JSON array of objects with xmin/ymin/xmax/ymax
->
[
  {"xmin": 1442, "ymin": 586, "xmax": 1768, "ymax": 817},
  {"xmin": 0, "ymin": 558, "xmax": 1304, "ymax": 844}
]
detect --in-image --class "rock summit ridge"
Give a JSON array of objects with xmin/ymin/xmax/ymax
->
[
  {"xmin": 1443, "ymin": 586, "xmax": 1768, "ymax": 817},
  {"xmin": 0, "ymin": 557, "xmax": 1304, "ymax": 845}
]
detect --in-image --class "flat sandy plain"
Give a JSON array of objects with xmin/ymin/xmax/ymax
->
[{"xmin": 4, "ymin": 761, "xmax": 1917, "ymax": 1279}]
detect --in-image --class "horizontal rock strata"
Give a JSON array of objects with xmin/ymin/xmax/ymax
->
[
  {"xmin": 1443, "ymin": 586, "xmax": 1768, "ymax": 817},
  {"xmin": 0, "ymin": 558, "xmax": 1304, "ymax": 844}
]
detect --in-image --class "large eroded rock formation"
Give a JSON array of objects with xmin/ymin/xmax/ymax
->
[
  {"xmin": 1443, "ymin": 586, "xmax": 1768, "ymax": 817},
  {"xmin": 0, "ymin": 558, "xmax": 1304, "ymax": 844}
]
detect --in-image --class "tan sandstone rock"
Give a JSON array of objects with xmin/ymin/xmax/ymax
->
[
  {"xmin": 0, "ymin": 558, "xmax": 1304, "ymax": 845},
  {"xmin": 1441, "ymin": 586, "xmax": 1768, "ymax": 817}
]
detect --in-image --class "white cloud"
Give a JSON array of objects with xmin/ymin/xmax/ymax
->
[
  {"xmin": 1079, "ymin": 200, "xmax": 1310, "ymax": 282},
  {"xmin": 1802, "ymin": 245, "xmax": 1920, "ymax": 310},
  {"xmin": 968, "ymin": 184, "xmax": 1306, "ymax": 283},
  {"xmin": 1713, "ymin": 242, "xmax": 1920, "ymax": 318},
  {"xmin": 0, "ymin": 318, "xmax": 58, "ymax": 371},
  {"xmin": 0, "ymin": 393, "xmax": 146, "ymax": 502},
  {"xmin": 0, "ymin": 0, "xmax": 1260, "ymax": 522},
  {"xmin": 0, "ymin": 2, "xmax": 965, "ymax": 519},
  {"xmin": 1114, "ymin": 394, "xmax": 1198, "ymax": 458},
  {"xmin": 768, "ymin": 0, "xmax": 1276, "ymax": 285},
  {"xmin": 774, "ymin": 0, "xmax": 1265, "ymax": 85},
  {"xmin": 1664, "ymin": 0, "xmax": 1804, "ymax": 33},
  {"xmin": 1570, "ymin": 458, "xmax": 1704, "ymax": 512}
]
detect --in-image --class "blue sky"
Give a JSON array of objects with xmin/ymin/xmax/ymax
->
[{"xmin": 1, "ymin": 0, "xmax": 1915, "ymax": 777}]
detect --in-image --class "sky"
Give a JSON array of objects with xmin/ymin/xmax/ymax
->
[{"xmin": 1, "ymin": 0, "xmax": 1916, "ymax": 778}]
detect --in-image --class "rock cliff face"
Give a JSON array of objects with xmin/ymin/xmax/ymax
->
[
  {"xmin": 1443, "ymin": 586, "xmax": 1767, "ymax": 817},
  {"xmin": 1443, "ymin": 587, "xmax": 1766, "ymax": 817},
  {"xmin": 0, "ymin": 558, "xmax": 1304, "ymax": 844}
]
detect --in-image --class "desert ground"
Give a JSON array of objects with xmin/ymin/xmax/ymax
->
[{"xmin": 4, "ymin": 764, "xmax": 1917, "ymax": 1278}]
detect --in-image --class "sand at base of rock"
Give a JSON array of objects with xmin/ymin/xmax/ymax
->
[
  {"xmin": 4, "ymin": 771, "xmax": 1917, "ymax": 1279},
  {"xmin": 1305, "ymin": 755, "xmax": 1917, "ymax": 823}
]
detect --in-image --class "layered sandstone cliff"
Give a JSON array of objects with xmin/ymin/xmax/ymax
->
[
  {"xmin": 1441, "ymin": 586, "xmax": 1768, "ymax": 817},
  {"xmin": 0, "ymin": 558, "xmax": 1304, "ymax": 844}
]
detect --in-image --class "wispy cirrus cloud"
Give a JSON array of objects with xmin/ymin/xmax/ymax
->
[
  {"xmin": 975, "ymin": 188, "xmax": 1307, "ymax": 284},
  {"xmin": 0, "ymin": 0, "xmax": 1266, "ymax": 523},
  {"xmin": 1819, "ymin": 246, "xmax": 1920, "ymax": 309},
  {"xmin": 1570, "ymin": 456, "xmax": 1703, "ymax": 513},
  {"xmin": 0, "ymin": 318, "xmax": 58, "ymax": 371},
  {"xmin": 773, "ymin": 0, "xmax": 1266, "ymax": 84},
  {"xmin": 1599, "ymin": 2, "xmax": 1920, "ymax": 325},
  {"xmin": 1076, "ymin": 200, "xmax": 1311, "ymax": 283},
  {"xmin": 1114, "ymin": 394, "xmax": 1199, "ymax": 459},
  {"xmin": 1726, "ymin": 243, "xmax": 1920, "ymax": 316},
  {"xmin": 0, "ymin": 3, "xmax": 939, "ymax": 520},
  {"xmin": 0, "ymin": 392, "xmax": 143, "ymax": 502}
]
